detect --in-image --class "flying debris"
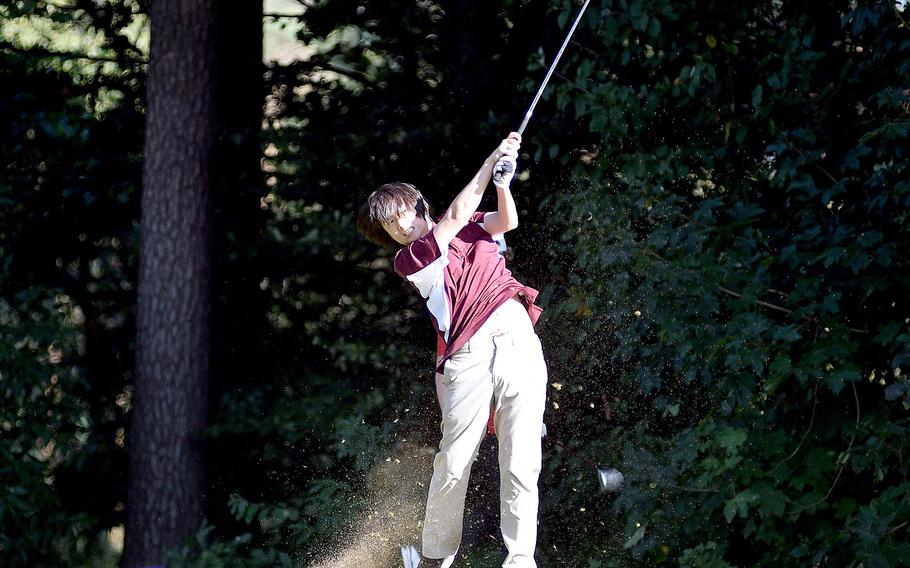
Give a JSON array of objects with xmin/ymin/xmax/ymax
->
[{"xmin": 598, "ymin": 467, "xmax": 625, "ymax": 493}]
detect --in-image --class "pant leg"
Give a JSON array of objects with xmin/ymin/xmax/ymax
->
[
  {"xmin": 491, "ymin": 304, "xmax": 548, "ymax": 568},
  {"xmin": 421, "ymin": 342, "xmax": 495, "ymax": 559}
]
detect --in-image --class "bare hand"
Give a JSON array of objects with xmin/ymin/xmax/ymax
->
[{"xmin": 494, "ymin": 132, "xmax": 521, "ymax": 159}]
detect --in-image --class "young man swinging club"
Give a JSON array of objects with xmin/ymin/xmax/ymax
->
[{"xmin": 357, "ymin": 132, "xmax": 548, "ymax": 568}]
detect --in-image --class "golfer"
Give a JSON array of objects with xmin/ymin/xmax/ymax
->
[{"xmin": 357, "ymin": 132, "xmax": 547, "ymax": 568}]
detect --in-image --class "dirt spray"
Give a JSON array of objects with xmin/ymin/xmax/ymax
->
[{"xmin": 309, "ymin": 442, "xmax": 435, "ymax": 568}]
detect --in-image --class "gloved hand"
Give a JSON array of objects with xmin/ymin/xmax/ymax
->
[{"xmin": 492, "ymin": 155, "xmax": 517, "ymax": 188}]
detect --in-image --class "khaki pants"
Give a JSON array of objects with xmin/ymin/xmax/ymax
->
[{"xmin": 422, "ymin": 298, "xmax": 548, "ymax": 567}]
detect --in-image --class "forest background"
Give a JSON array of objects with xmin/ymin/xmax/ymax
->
[{"xmin": 2, "ymin": 0, "xmax": 909, "ymax": 566}]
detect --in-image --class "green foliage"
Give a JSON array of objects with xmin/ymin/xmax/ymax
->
[
  {"xmin": 0, "ymin": 289, "xmax": 101, "ymax": 565},
  {"xmin": 1, "ymin": 1, "xmax": 145, "ymax": 564},
  {"xmin": 4, "ymin": 0, "xmax": 910, "ymax": 566},
  {"xmin": 534, "ymin": 0, "xmax": 910, "ymax": 565},
  {"xmin": 166, "ymin": 521, "xmax": 293, "ymax": 568}
]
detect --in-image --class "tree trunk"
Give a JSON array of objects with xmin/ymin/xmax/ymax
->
[{"xmin": 123, "ymin": 0, "xmax": 216, "ymax": 565}]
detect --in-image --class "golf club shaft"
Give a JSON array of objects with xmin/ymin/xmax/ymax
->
[{"xmin": 517, "ymin": 0, "xmax": 592, "ymax": 135}]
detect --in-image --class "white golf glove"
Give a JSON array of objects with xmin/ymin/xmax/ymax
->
[{"xmin": 492, "ymin": 155, "xmax": 517, "ymax": 188}]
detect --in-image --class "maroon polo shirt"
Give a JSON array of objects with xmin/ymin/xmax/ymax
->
[{"xmin": 394, "ymin": 212, "xmax": 542, "ymax": 372}]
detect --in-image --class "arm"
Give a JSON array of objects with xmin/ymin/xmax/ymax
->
[
  {"xmin": 433, "ymin": 132, "xmax": 521, "ymax": 245},
  {"xmin": 480, "ymin": 183, "xmax": 519, "ymax": 235}
]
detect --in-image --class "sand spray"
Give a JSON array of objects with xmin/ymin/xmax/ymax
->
[{"xmin": 309, "ymin": 441, "xmax": 436, "ymax": 568}]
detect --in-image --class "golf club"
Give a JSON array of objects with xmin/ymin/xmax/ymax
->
[
  {"xmin": 493, "ymin": 0, "xmax": 592, "ymax": 185},
  {"xmin": 518, "ymin": 0, "xmax": 592, "ymax": 135}
]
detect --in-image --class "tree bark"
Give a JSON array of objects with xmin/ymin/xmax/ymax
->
[{"xmin": 123, "ymin": 0, "xmax": 216, "ymax": 565}]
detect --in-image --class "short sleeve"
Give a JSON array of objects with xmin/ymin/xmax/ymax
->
[
  {"xmin": 394, "ymin": 232, "xmax": 443, "ymax": 277},
  {"xmin": 394, "ymin": 231, "xmax": 453, "ymax": 341},
  {"xmin": 470, "ymin": 211, "xmax": 488, "ymax": 223}
]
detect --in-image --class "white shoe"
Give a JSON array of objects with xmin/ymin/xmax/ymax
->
[
  {"xmin": 400, "ymin": 544, "xmax": 456, "ymax": 568},
  {"xmin": 401, "ymin": 545, "xmax": 420, "ymax": 568}
]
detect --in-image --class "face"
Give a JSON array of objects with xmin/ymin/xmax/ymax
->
[{"xmin": 381, "ymin": 207, "xmax": 431, "ymax": 245}]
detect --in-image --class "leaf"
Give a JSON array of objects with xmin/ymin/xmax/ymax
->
[
  {"xmin": 723, "ymin": 489, "xmax": 760, "ymax": 522},
  {"xmin": 229, "ymin": 494, "xmax": 247, "ymax": 520},
  {"xmin": 820, "ymin": 247, "xmax": 846, "ymax": 268},
  {"xmin": 648, "ymin": 17, "xmax": 662, "ymax": 38},
  {"xmin": 751, "ymin": 84, "xmax": 763, "ymax": 108},
  {"xmin": 576, "ymin": 59, "xmax": 594, "ymax": 84},
  {"xmin": 822, "ymin": 291, "xmax": 841, "ymax": 313},
  {"xmin": 755, "ymin": 486, "xmax": 788, "ymax": 517},
  {"xmin": 766, "ymin": 354, "xmax": 791, "ymax": 393},
  {"xmin": 244, "ymin": 503, "xmax": 259, "ymax": 524},
  {"xmin": 824, "ymin": 372, "xmax": 847, "ymax": 395},
  {"xmin": 623, "ymin": 524, "xmax": 647, "ymax": 549},
  {"xmin": 884, "ymin": 383, "xmax": 908, "ymax": 402},
  {"xmin": 718, "ymin": 427, "xmax": 747, "ymax": 454},
  {"xmin": 557, "ymin": 8, "xmax": 569, "ymax": 30},
  {"xmin": 773, "ymin": 325, "xmax": 802, "ymax": 343},
  {"xmin": 842, "ymin": 144, "xmax": 871, "ymax": 171},
  {"xmin": 574, "ymin": 97, "xmax": 588, "ymax": 119},
  {"xmin": 874, "ymin": 321, "xmax": 902, "ymax": 346},
  {"xmin": 723, "ymin": 500, "xmax": 737, "ymax": 522}
]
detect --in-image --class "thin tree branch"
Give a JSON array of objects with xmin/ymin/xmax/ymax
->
[
  {"xmin": 284, "ymin": 59, "xmax": 372, "ymax": 85},
  {"xmin": 569, "ymin": 39, "xmax": 607, "ymax": 59},
  {"xmin": 635, "ymin": 247, "xmax": 867, "ymax": 333},
  {"xmin": 1, "ymin": 42, "xmax": 145, "ymax": 64},
  {"xmin": 718, "ymin": 286, "xmax": 793, "ymax": 316},
  {"xmin": 812, "ymin": 162, "xmax": 839, "ymax": 185},
  {"xmin": 263, "ymin": 12, "xmax": 307, "ymax": 19},
  {"xmin": 792, "ymin": 382, "xmax": 861, "ymax": 515},
  {"xmin": 886, "ymin": 520, "xmax": 908, "ymax": 535},
  {"xmin": 640, "ymin": 247, "xmax": 668, "ymax": 263},
  {"xmin": 320, "ymin": 62, "xmax": 371, "ymax": 83},
  {"xmin": 717, "ymin": 285, "xmax": 866, "ymax": 334},
  {"xmin": 554, "ymin": 70, "xmax": 594, "ymax": 96},
  {"xmin": 767, "ymin": 288, "xmax": 790, "ymax": 299},
  {"xmin": 669, "ymin": 483, "xmax": 720, "ymax": 493},
  {"xmin": 817, "ymin": 381, "xmax": 861, "ymax": 499},
  {"xmin": 787, "ymin": 142, "xmax": 840, "ymax": 185},
  {"xmin": 895, "ymin": 5, "xmax": 910, "ymax": 30},
  {"xmin": 778, "ymin": 384, "xmax": 818, "ymax": 465}
]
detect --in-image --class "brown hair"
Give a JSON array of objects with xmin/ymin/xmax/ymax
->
[{"xmin": 357, "ymin": 182, "xmax": 430, "ymax": 249}]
